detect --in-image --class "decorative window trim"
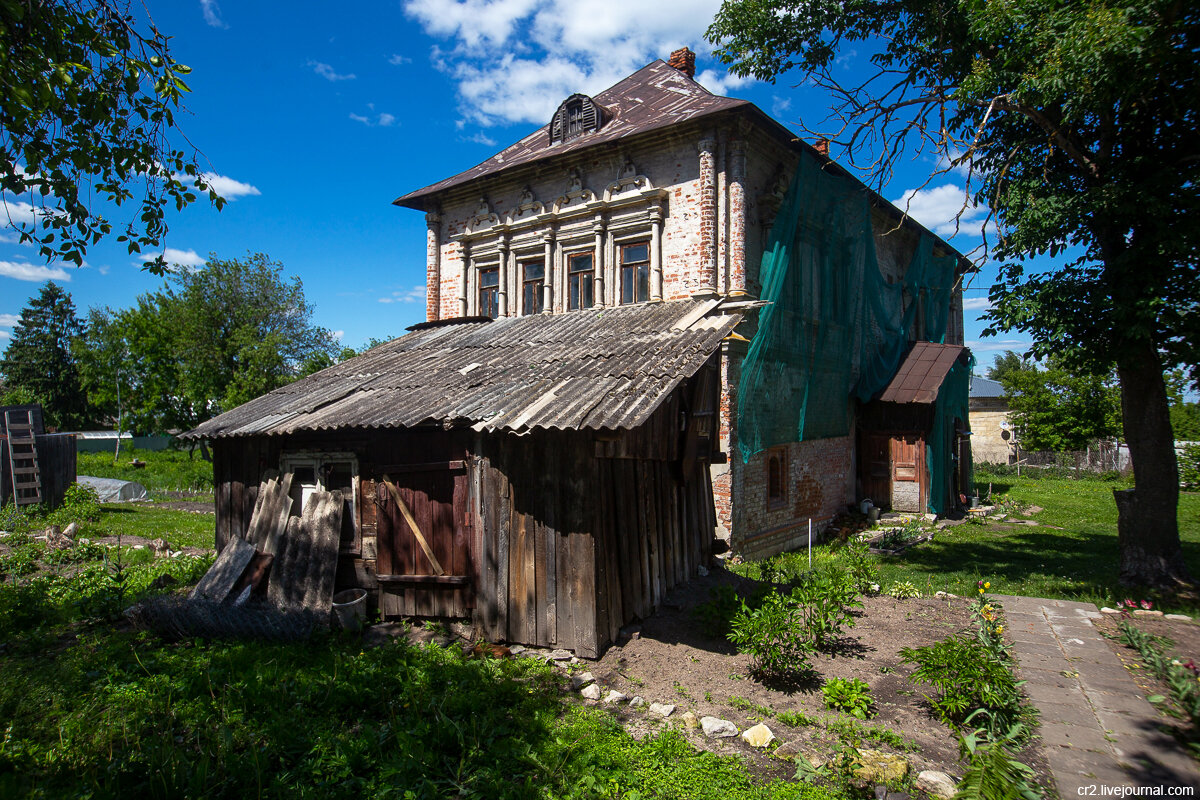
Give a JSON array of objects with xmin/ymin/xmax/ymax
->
[
  {"xmin": 521, "ymin": 258, "xmax": 545, "ymax": 315},
  {"xmin": 478, "ymin": 264, "xmax": 500, "ymax": 318},
  {"xmin": 766, "ymin": 447, "xmax": 788, "ymax": 510},
  {"xmin": 618, "ymin": 240, "xmax": 651, "ymax": 305},
  {"xmin": 550, "ymin": 94, "xmax": 604, "ymax": 145},
  {"xmin": 566, "ymin": 249, "xmax": 595, "ymax": 311}
]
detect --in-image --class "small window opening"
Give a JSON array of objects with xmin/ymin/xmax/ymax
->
[
  {"xmin": 522, "ymin": 260, "xmax": 544, "ymax": 315},
  {"xmin": 620, "ymin": 241, "xmax": 650, "ymax": 305},
  {"xmin": 568, "ymin": 251, "xmax": 594, "ymax": 310},
  {"xmin": 479, "ymin": 266, "xmax": 500, "ymax": 318}
]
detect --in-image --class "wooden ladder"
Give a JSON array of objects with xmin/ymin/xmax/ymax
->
[{"xmin": 3, "ymin": 409, "xmax": 42, "ymax": 507}]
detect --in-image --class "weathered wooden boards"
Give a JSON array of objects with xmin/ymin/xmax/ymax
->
[
  {"xmin": 269, "ymin": 491, "xmax": 342, "ymax": 613},
  {"xmin": 190, "ymin": 536, "xmax": 257, "ymax": 601},
  {"xmin": 245, "ymin": 473, "xmax": 294, "ymax": 555}
]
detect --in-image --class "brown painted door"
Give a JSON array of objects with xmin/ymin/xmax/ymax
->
[
  {"xmin": 861, "ymin": 433, "xmax": 892, "ymax": 509},
  {"xmin": 890, "ymin": 436, "xmax": 926, "ymax": 512},
  {"xmin": 376, "ymin": 464, "xmax": 472, "ymax": 616}
]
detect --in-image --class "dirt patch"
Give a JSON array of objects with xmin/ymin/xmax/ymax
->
[{"xmin": 565, "ymin": 566, "xmax": 1051, "ymax": 788}]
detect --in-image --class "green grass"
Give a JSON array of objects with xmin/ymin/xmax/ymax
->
[
  {"xmin": 0, "ymin": 626, "xmax": 838, "ymax": 800},
  {"xmin": 873, "ymin": 471, "xmax": 1200, "ymax": 612},
  {"xmin": 89, "ymin": 503, "xmax": 215, "ymax": 550},
  {"xmin": 77, "ymin": 447, "xmax": 215, "ymax": 494}
]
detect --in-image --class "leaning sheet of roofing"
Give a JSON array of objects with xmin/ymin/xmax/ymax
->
[{"xmin": 184, "ymin": 299, "xmax": 740, "ymax": 440}]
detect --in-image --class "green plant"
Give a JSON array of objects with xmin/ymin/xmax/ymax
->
[
  {"xmin": 1181, "ymin": 443, "xmax": 1200, "ymax": 491},
  {"xmin": 728, "ymin": 695, "xmax": 773, "ymax": 718},
  {"xmin": 822, "ymin": 677, "xmax": 874, "ymax": 719},
  {"xmin": 728, "ymin": 590, "xmax": 815, "ymax": 677},
  {"xmin": 899, "ymin": 635, "xmax": 1025, "ymax": 731},
  {"xmin": 954, "ymin": 713, "xmax": 1042, "ymax": 800},
  {"xmin": 776, "ymin": 709, "xmax": 818, "ymax": 728},
  {"xmin": 836, "ymin": 539, "xmax": 878, "ymax": 592},
  {"xmin": 886, "ymin": 580, "xmax": 921, "ymax": 599},
  {"xmin": 1117, "ymin": 620, "xmax": 1200, "ymax": 732},
  {"xmin": 45, "ymin": 483, "xmax": 102, "ymax": 527}
]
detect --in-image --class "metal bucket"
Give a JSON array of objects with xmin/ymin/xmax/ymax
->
[{"xmin": 331, "ymin": 588, "xmax": 368, "ymax": 631}]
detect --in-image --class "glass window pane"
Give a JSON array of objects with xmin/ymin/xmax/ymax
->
[
  {"xmin": 569, "ymin": 253, "xmax": 593, "ymax": 273},
  {"xmin": 523, "ymin": 261, "xmax": 544, "ymax": 281},
  {"xmin": 622, "ymin": 243, "xmax": 649, "ymax": 264},
  {"xmin": 480, "ymin": 268, "xmax": 499, "ymax": 288}
]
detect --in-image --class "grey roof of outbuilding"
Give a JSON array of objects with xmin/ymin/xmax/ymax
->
[
  {"xmin": 969, "ymin": 376, "xmax": 1005, "ymax": 398},
  {"xmin": 182, "ymin": 299, "xmax": 741, "ymax": 441},
  {"xmin": 393, "ymin": 60, "xmax": 750, "ymax": 210}
]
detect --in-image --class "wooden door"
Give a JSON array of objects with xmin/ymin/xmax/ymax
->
[
  {"xmin": 860, "ymin": 433, "xmax": 892, "ymax": 510},
  {"xmin": 376, "ymin": 462, "xmax": 472, "ymax": 617},
  {"xmin": 890, "ymin": 436, "xmax": 926, "ymax": 513}
]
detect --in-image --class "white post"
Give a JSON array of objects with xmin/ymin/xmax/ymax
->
[{"xmin": 808, "ymin": 518, "xmax": 812, "ymax": 569}]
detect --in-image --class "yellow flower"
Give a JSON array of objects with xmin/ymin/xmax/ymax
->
[
  {"xmin": 997, "ymin": 625, "xmax": 1004, "ymax": 634},
  {"xmin": 978, "ymin": 588, "xmax": 985, "ymax": 594},
  {"xmin": 984, "ymin": 582, "xmax": 991, "ymax": 589}
]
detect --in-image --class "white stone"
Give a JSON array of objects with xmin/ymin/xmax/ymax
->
[
  {"xmin": 508, "ymin": 645, "xmax": 527, "ymax": 654},
  {"xmin": 700, "ymin": 717, "xmax": 738, "ymax": 738},
  {"xmin": 629, "ymin": 696, "xmax": 646, "ymax": 708},
  {"xmin": 648, "ymin": 702, "xmax": 675, "ymax": 718},
  {"xmin": 1101, "ymin": 607, "xmax": 1123, "ymax": 614},
  {"xmin": 580, "ymin": 684, "xmax": 602, "ymax": 701},
  {"xmin": 1166, "ymin": 613, "xmax": 1192, "ymax": 621},
  {"xmin": 915, "ymin": 770, "xmax": 958, "ymax": 799},
  {"xmin": 740, "ymin": 723, "xmax": 775, "ymax": 748},
  {"xmin": 603, "ymin": 690, "xmax": 627, "ymax": 704},
  {"xmin": 569, "ymin": 672, "xmax": 595, "ymax": 690},
  {"xmin": 1133, "ymin": 609, "xmax": 1164, "ymax": 617},
  {"xmin": 697, "ymin": 564, "xmax": 709, "ymax": 577},
  {"xmin": 548, "ymin": 649, "xmax": 572, "ymax": 660},
  {"xmin": 679, "ymin": 711, "xmax": 699, "ymax": 729}
]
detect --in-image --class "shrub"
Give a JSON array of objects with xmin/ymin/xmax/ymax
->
[
  {"xmin": 954, "ymin": 715, "xmax": 1043, "ymax": 800},
  {"xmin": 899, "ymin": 635, "xmax": 1024, "ymax": 730},
  {"xmin": 46, "ymin": 483, "xmax": 102, "ymax": 527},
  {"xmin": 822, "ymin": 677, "xmax": 874, "ymax": 719},
  {"xmin": 886, "ymin": 581, "xmax": 921, "ymax": 599},
  {"xmin": 728, "ymin": 590, "xmax": 814, "ymax": 676},
  {"xmin": 790, "ymin": 564, "xmax": 862, "ymax": 648},
  {"xmin": 836, "ymin": 539, "xmax": 878, "ymax": 592},
  {"xmin": 1181, "ymin": 443, "xmax": 1200, "ymax": 491}
]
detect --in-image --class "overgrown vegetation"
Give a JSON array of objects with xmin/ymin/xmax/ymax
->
[
  {"xmin": 821, "ymin": 678, "xmax": 873, "ymax": 720},
  {"xmin": 1115, "ymin": 620, "xmax": 1200, "ymax": 756},
  {"xmin": 77, "ymin": 447, "xmax": 215, "ymax": 494}
]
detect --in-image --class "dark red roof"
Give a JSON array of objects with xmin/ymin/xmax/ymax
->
[
  {"xmin": 393, "ymin": 60, "xmax": 750, "ymax": 210},
  {"xmin": 877, "ymin": 343, "xmax": 969, "ymax": 404}
]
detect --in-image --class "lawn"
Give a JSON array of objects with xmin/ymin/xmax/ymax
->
[
  {"xmin": 872, "ymin": 470, "xmax": 1200, "ymax": 613},
  {"xmin": 77, "ymin": 447, "xmax": 215, "ymax": 495}
]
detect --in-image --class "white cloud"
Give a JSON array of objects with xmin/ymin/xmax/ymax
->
[
  {"xmin": 200, "ymin": 0, "xmax": 228, "ymax": 28},
  {"xmin": 388, "ymin": 54, "xmax": 412, "ymax": 65},
  {"xmin": 332, "ymin": 329, "xmax": 345, "ymax": 340},
  {"xmin": 350, "ymin": 111, "xmax": 398, "ymax": 127},
  {"xmin": 893, "ymin": 184, "xmax": 991, "ymax": 239},
  {"xmin": 202, "ymin": 172, "xmax": 261, "ymax": 199},
  {"xmin": 0, "ymin": 330, "xmax": 9, "ymax": 341},
  {"xmin": 0, "ymin": 260, "xmax": 72, "ymax": 282},
  {"xmin": 378, "ymin": 297, "xmax": 394, "ymax": 304},
  {"xmin": 465, "ymin": 132, "xmax": 498, "ymax": 146},
  {"xmin": 137, "ymin": 248, "xmax": 207, "ymax": 269},
  {"xmin": 98, "ymin": 265, "xmax": 111, "ymax": 276},
  {"xmin": 403, "ymin": 0, "xmax": 739, "ymax": 127},
  {"xmin": 0, "ymin": 313, "xmax": 19, "ymax": 326},
  {"xmin": 350, "ymin": 113, "xmax": 371, "ymax": 125},
  {"xmin": 379, "ymin": 286, "xmax": 426, "ymax": 304},
  {"xmin": 309, "ymin": 60, "xmax": 356, "ymax": 81},
  {"xmin": 1, "ymin": 199, "xmax": 38, "ymax": 225},
  {"xmin": 961, "ymin": 296, "xmax": 993, "ymax": 312},
  {"xmin": 378, "ymin": 113, "xmax": 396, "ymax": 127},
  {"xmin": 966, "ymin": 338, "xmax": 1031, "ymax": 353}
]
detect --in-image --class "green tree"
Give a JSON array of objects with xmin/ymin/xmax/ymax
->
[
  {"xmin": 0, "ymin": 282, "xmax": 87, "ymax": 429},
  {"xmin": 78, "ymin": 254, "xmax": 338, "ymax": 432},
  {"xmin": 999, "ymin": 360, "xmax": 1122, "ymax": 452},
  {"xmin": 708, "ymin": 0, "xmax": 1199, "ymax": 588},
  {"xmin": 1, "ymin": 0, "xmax": 222, "ymax": 269},
  {"xmin": 986, "ymin": 350, "xmax": 1033, "ymax": 385}
]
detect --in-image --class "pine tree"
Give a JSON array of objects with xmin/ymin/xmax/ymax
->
[{"xmin": 0, "ymin": 282, "xmax": 88, "ymax": 430}]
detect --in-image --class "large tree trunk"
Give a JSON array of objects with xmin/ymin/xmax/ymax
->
[{"xmin": 1114, "ymin": 341, "xmax": 1191, "ymax": 588}]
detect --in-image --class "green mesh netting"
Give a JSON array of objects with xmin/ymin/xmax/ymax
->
[
  {"xmin": 926, "ymin": 354, "xmax": 975, "ymax": 514},
  {"xmin": 737, "ymin": 153, "xmax": 964, "ymax": 512}
]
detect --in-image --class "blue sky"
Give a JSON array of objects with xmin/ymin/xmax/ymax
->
[{"xmin": 0, "ymin": 0, "xmax": 1022, "ymax": 368}]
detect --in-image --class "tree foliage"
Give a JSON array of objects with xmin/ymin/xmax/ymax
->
[
  {"xmin": 77, "ymin": 254, "xmax": 339, "ymax": 434},
  {"xmin": 0, "ymin": 0, "xmax": 222, "ymax": 269},
  {"xmin": 997, "ymin": 358, "xmax": 1122, "ymax": 452},
  {"xmin": 0, "ymin": 281, "xmax": 87, "ymax": 429},
  {"xmin": 986, "ymin": 351, "xmax": 1031, "ymax": 386},
  {"xmin": 708, "ymin": 0, "xmax": 1199, "ymax": 586}
]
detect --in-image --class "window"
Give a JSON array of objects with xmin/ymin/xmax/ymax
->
[
  {"xmin": 522, "ymin": 260, "xmax": 544, "ymax": 315},
  {"xmin": 281, "ymin": 452, "xmax": 359, "ymax": 552},
  {"xmin": 620, "ymin": 241, "xmax": 650, "ymax": 305},
  {"xmin": 479, "ymin": 266, "xmax": 499, "ymax": 318},
  {"xmin": 549, "ymin": 93, "xmax": 603, "ymax": 145},
  {"xmin": 568, "ymin": 251, "xmax": 594, "ymax": 310},
  {"xmin": 766, "ymin": 447, "xmax": 788, "ymax": 510}
]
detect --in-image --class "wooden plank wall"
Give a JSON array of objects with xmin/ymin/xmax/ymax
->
[
  {"xmin": 0, "ymin": 432, "xmax": 75, "ymax": 509},
  {"xmin": 476, "ymin": 384, "xmax": 718, "ymax": 658}
]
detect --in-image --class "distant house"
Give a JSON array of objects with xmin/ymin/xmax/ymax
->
[
  {"xmin": 968, "ymin": 376, "xmax": 1015, "ymax": 464},
  {"xmin": 185, "ymin": 49, "xmax": 969, "ymax": 654}
]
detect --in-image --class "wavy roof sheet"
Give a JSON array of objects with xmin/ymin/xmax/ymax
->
[{"xmin": 183, "ymin": 299, "xmax": 740, "ymax": 440}]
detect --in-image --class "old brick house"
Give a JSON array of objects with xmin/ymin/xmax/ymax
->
[
  {"xmin": 393, "ymin": 48, "xmax": 969, "ymax": 558},
  {"xmin": 188, "ymin": 49, "xmax": 969, "ymax": 653}
]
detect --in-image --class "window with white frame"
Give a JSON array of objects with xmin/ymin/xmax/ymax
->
[
  {"xmin": 567, "ymin": 250, "xmax": 594, "ymax": 310},
  {"xmin": 280, "ymin": 452, "xmax": 359, "ymax": 553},
  {"xmin": 619, "ymin": 240, "xmax": 650, "ymax": 305}
]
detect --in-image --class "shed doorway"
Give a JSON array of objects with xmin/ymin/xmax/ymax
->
[{"xmin": 376, "ymin": 461, "xmax": 473, "ymax": 617}]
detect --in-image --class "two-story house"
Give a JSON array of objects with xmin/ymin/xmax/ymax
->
[{"xmin": 186, "ymin": 49, "xmax": 971, "ymax": 656}]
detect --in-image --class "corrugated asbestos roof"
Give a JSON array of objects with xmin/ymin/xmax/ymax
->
[
  {"xmin": 969, "ymin": 375, "xmax": 1005, "ymax": 399},
  {"xmin": 878, "ymin": 343, "xmax": 969, "ymax": 405},
  {"xmin": 183, "ymin": 299, "xmax": 741, "ymax": 440},
  {"xmin": 393, "ymin": 61, "xmax": 749, "ymax": 209}
]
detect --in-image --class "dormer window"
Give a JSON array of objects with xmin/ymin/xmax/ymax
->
[{"xmin": 550, "ymin": 94, "xmax": 603, "ymax": 145}]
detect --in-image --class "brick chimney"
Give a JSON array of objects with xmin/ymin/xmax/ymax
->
[
  {"xmin": 668, "ymin": 47, "xmax": 696, "ymax": 79},
  {"xmin": 814, "ymin": 138, "xmax": 830, "ymax": 157}
]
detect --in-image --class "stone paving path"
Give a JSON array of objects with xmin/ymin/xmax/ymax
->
[{"xmin": 999, "ymin": 595, "xmax": 1200, "ymax": 793}]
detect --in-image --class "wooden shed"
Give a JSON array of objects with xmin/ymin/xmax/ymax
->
[
  {"xmin": 858, "ymin": 343, "xmax": 972, "ymax": 514},
  {"xmin": 1, "ymin": 404, "xmax": 77, "ymax": 509},
  {"xmin": 184, "ymin": 299, "xmax": 739, "ymax": 657}
]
